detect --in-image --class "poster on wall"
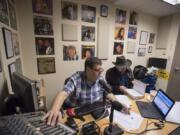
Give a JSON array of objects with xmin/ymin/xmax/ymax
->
[
  {"xmin": 37, "ymin": 57, "xmax": 55, "ymax": 74},
  {"xmin": 113, "ymin": 42, "xmax": 124, "ymax": 55},
  {"xmin": 149, "ymin": 33, "xmax": 156, "ymax": 44},
  {"xmin": 32, "ymin": 0, "xmax": 53, "ymax": 15},
  {"xmin": 114, "ymin": 26, "xmax": 125, "ymax": 40},
  {"xmin": 127, "ymin": 41, "xmax": 136, "ymax": 53},
  {"xmin": 138, "ymin": 48, "xmax": 146, "ymax": 56},
  {"xmin": 8, "ymin": 0, "xmax": 17, "ymax": 30},
  {"xmin": 61, "ymin": 1, "xmax": 77, "ymax": 20},
  {"xmin": 128, "ymin": 26, "xmax": 137, "ymax": 39},
  {"xmin": 34, "ymin": 16, "xmax": 53, "ymax": 35},
  {"xmin": 81, "ymin": 26, "xmax": 95, "ymax": 42},
  {"xmin": 82, "ymin": 5, "xmax": 96, "ymax": 23},
  {"xmin": 63, "ymin": 45, "xmax": 78, "ymax": 61},
  {"xmin": 139, "ymin": 31, "xmax": 148, "ymax": 45},
  {"xmin": 2, "ymin": 27, "xmax": 14, "ymax": 59},
  {"xmin": 115, "ymin": 8, "xmax": 126, "ymax": 24},
  {"xmin": 81, "ymin": 45, "xmax": 95, "ymax": 59},
  {"xmin": 35, "ymin": 37, "xmax": 54, "ymax": 55},
  {"xmin": 12, "ymin": 33, "xmax": 20, "ymax": 56},
  {"xmin": 0, "ymin": 0, "xmax": 9, "ymax": 26},
  {"xmin": 129, "ymin": 11, "xmax": 138, "ymax": 25}
]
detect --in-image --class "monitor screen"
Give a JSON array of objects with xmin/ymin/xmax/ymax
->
[
  {"xmin": 12, "ymin": 72, "xmax": 38, "ymax": 113},
  {"xmin": 147, "ymin": 57, "xmax": 167, "ymax": 69},
  {"xmin": 153, "ymin": 90, "xmax": 174, "ymax": 117}
]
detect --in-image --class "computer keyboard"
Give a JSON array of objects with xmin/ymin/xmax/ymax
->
[
  {"xmin": 74, "ymin": 101, "xmax": 110, "ymax": 116},
  {"xmin": 0, "ymin": 111, "xmax": 76, "ymax": 135}
]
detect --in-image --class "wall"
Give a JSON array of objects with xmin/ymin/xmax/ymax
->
[{"xmin": 16, "ymin": 0, "xmax": 159, "ymax": 108}]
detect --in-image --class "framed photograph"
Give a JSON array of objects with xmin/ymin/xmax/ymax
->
[
  {"xmin": 139, "ymin": 31, "xmax": 148, "ymax": 45},
  {"xmin": 82, "ymin": 5, "xmax": 96, "ymax": 23},
  {"xmin": 34, "ymin": 16, "xmax": 53, "ymax": 35},
  {"xmin": 2, "ymin": 27, "xmax": 14, "ymax": 59},
  {"xmin": 100, "ymin": 5, "xmax": 108, "ymax": 17},
  {"xmin": 129, "ymin": 11, "xmax": 138, "ymax": 25},
  {"xmin": 8, "ymin": 62, "xmax": 16, "ymax": 85},
  {"xmin": 62, "ymin": 24, "xmax": 78, "ymax": 41},
  {"xmin": 128, "ymin": 26, "xmax": 137, "ymax": 39},
  {"xmin": 113, "ymin": 42, "xmax": 124, "ymax": 55},
  {"xmin": 32, "ymin": 0, "xmax": 52, "ymax": 15},
  {"xmin": 138, "ymin": 48, "xmax": 146, "ymax": 56},
  {"xmin": 81, "ymin": 45, "xmax": 95, "ymax": 59},
  {"xmin": 149, "ymin": 33, "xmax": 155, "ymax": 44},
  {"xmin": 148, "ymin": 46, "xmax": 153, "ymax": 53},
  {"xmin": 35, "ymin": 37, "xmax": 54, "ymax": 55},
  {"xmin": 0, "ymin": 0, "xmax": 9, "ymax": 26},
  {"xmin": 114, "ymin": 26, "xmax": 125, "ymax": 40},
  {"xmin": 115, "ymin": 8, "xmax": 126, "ymax": 24},
  {"xmin": 12, "ymin": 33, "xmax": 20, "ymax": 56},
  {"xmin": 61, "ymin": 1, "xmax": 77, "ymax": 20},
  {"xmin": 37, "ymin": 57, "xmax": 55, "ymax": 74},
  {"xmin": 81, "ymin": 26, "xmax": 95, "ymax": 42},
  {"xmin": 127, "ymin": 41, "xmax": 136, "ymax": 53},
  {"xmin": 8, "ymin": 0, "xmax": 17, "ymax": 30},
  {"xmin": 15, "ymin": 58, "xmax": 22, "ymax": 73},
  {"xmin": 63, "ymin": 45, "xmax": 78, "ymax": 61}
]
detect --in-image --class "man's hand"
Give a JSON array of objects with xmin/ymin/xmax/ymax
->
[
  {"xmin": 42, "ymin": 109, "xmax": 62, "ymax": 126},
  {"xmin": 121, "ymin": 104, "xmax": 130, "ymax": 114}
]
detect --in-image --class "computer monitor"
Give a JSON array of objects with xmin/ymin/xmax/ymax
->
[
  {"xmin": 12, "ymin": 72, "xmax": 39, "ymax": 113},
  {"xmin": 147, "ymin": 57, "xmax": 167, "ymax": 69}
]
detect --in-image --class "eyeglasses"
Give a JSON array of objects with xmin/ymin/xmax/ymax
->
[{"xmin": 91, "ymin": 67, "xmax": 104, "ymax": 73}]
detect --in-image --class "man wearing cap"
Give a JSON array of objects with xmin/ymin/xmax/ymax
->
[{"xmin": 106, "ymin": 56, "xmax": 134, "ymax": 94}]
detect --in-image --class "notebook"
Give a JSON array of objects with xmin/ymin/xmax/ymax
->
[
  {"xmin": 136, "ymin": 89, "xmax": 175, "ymax": 120},
  {"xmin": 124, "ymin": 79, "xmax": 146, "ymax": 99}
]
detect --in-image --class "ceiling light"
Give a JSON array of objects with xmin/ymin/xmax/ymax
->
[{"xmin": 162, "ymin": 0, "xmax": 180, "ymax": 5}]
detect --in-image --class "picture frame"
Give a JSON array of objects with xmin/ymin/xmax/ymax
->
[
  {"xmin": 8, "ymin": 0, "xmax": 17, "ymax": 30},
  {"xmin": 82, "ymin": 5, "xmax": 96, "ymax": 23},
  {"xmin": 114, "ymin": 26, "xmax": 125, "ymax": 40},
  {"xmin": 12, "ymin": 33, "xmax": 20, "ymax": 56},
  {"xmin": 113, "ymin": 42, "xmax": 124, "ymax": 55},
  {"xmin": 139, "ymin": 31, "xmax": 148, "ymax": 45},
  {"xmin": 2, "ymin": 27, "xmax": 14, "ymax": 59},
  {"xmin": 81, "ymin": 45, "xmax": 95, "ymax": 59},
  {"xmin": 0, "ymin": 0, "xmax": 9, "ymax": 26},
  {"xmin": 115, "ymin": 8, "xmax": 126, "ymax": 24},
  {"xmin": 8, "ymin": 62, "xmax": 16, "ymax": 85},
  {"xmin": 128, "ymin": 26, "xmax": 137, "ymax": 39},
  {"xmin": 148, "ymin": 46, "xmax": 153, "ymax": 53},
  {"xmin": 61, "ymin": 1, "xmax": 78, "ymax": 20},
  {"xmin": 127, "ymin": 41, "xmax": 136, "ymax": 53},
  {"xmin": 129, "ymin": 11, "xmax": 138, "ymax": 25},
  {"xmin": 63, "ymin": 45, "xmax": 78, "ymax": 61},
  {"xmin": 149, "ymin": 33, "xmax": 155, "ymax": 44},
  {"xmin": 37, "ymin": 57, "xmax": 55, "ymax": 74},
  {"xmin": 62, "ymin": 24, "xmax": 78, "ymax": 41},
  {"xmin": 32, "ymin": 0, "xmax": 53, "ymax": 15},
  {"xmin": 81, "ymin": 26, "xmax": 95, "ymax": 42},
  {"xmin": 34, "ymin": 16, "xmax": 53, "ymax": 35},
  {"xmin": 100, "ymin": 5, "xmax": 108, "ymax": 17},
  {"xmin": 35, "ymin": 37, "xmax": 54, "ymax": 55},
  {"xmin": 138, "ymin": 48, "xmax": 146, "ymax": 56}
]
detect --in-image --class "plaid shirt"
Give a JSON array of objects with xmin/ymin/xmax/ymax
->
[{"xmin": 63, "ymin": 71, "xmax": 106, "ymax": 106}]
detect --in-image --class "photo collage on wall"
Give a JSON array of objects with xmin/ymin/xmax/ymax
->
[
  {"xmin": 61, "ymin": 0, "xmax": 97, "ymax": 61},
  {"xmin": 113, "ymin": 8, "xmax": 126, "ymax": 55},
  {"xmin": 32, "ymin": 0, "xmax": 55, "ymax": 74}
]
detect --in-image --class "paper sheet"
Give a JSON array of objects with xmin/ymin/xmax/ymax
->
[
  {"xmin": 115, "ymin": 95, "xmax": 132, "ymax": 108},
  {"xmin": 112, "ymin": 110, "xmax": 143, "ymax": 131}
]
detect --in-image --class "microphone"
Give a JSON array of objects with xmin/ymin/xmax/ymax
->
[{"xmin": 99, "ymin": 80, "xmax": 112, "ymax": 93}]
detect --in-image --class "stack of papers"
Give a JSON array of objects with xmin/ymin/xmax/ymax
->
[{"xmin": 112, "ymin": 110, "xmax": 143, "ymax": 131}]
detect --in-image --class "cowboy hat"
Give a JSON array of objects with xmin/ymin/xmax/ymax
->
[{"xmin": 112, "ymin": 56, "xmax": 132, "ymax": 67}]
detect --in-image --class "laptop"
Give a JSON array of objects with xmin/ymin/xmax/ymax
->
[
  {"xmin": 136, "ymin": 89, "xmax": 175, "ymax": 120},
  {"xmin": 124, "ymin": 79, "xmax": 146, "ymax": 99}
]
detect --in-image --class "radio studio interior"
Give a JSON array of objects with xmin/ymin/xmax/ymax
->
[{"xmin": 0, "ymin": 0, "xmax": 180, "ymax": 135}]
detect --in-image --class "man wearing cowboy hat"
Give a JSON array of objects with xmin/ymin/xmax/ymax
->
[{"xmin": 106, "ymin": 56, "xmax": 134, "ymax": 94}]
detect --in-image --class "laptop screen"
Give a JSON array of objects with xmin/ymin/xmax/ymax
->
[{"xmin": 153, "ymin": 90, "xmax": 174, "ymax": 116}]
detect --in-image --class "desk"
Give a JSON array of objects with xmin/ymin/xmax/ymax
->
[{"xmin": 71, "ymin": 95, "xmax": 179, "ymax": 135}]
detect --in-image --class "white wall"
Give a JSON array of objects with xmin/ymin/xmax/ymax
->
[{"xmin": 16, "ymin": 0, "xmax": 159, "ymax": 108}]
